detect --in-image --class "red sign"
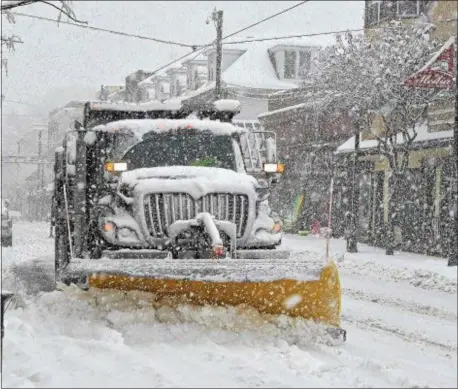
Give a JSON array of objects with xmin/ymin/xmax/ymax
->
[{"xmin": 404, "ymin": 38, "xmax": 456, "ymax": 89}]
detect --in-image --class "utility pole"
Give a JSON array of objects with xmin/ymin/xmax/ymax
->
[{"xmin": 212, "ymin": 9, "xmax": 223, "ymax": 100}]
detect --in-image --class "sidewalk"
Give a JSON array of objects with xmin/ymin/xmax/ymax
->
[{"xmin": 283, "ymin": 234, "xmax": 457, "ymax": 282}]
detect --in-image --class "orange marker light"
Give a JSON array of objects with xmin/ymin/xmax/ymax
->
[
  {"xmin": 104, "ymin": 222, "xmax": 115, "ymax": 232},
  {"xmin": 104, "ymin": 162, "xmax": 114, "ymax": 172},
  {"xmin": 104, "ymin": 162, "xmax": 128, "ymax": 172}
]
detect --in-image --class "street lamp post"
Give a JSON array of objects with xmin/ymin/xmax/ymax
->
[{"xmin": 347, "ymin": 109, "xmax": 360, "ymax": 253}]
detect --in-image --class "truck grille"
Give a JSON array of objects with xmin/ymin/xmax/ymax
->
[{"xmin": 143, "ymin": 193, "xmax": 249, "ymax": 239}]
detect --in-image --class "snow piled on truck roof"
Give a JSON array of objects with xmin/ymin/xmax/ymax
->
[
  {"xmin": 89, "ymin": 99, "xmax": 182, "ymax": 111},
  {"xmin": 93, "ymin": 119, "xmax": 246, "ymax": 139}
]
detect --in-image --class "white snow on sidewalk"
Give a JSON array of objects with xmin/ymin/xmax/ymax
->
[
  {"xmin": 1, "ymin": 224, "xmax": 457, "ymax": 388},
  {"xmin": 282, "ymin": 234, "xmax": 457, "ymax": 293}
]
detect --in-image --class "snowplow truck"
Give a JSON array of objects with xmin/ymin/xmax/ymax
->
[{"xmin": 52, "ymin": 99, "xmax": 344, "ymax": 338}]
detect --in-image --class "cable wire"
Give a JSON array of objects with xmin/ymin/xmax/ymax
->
[
  {"xmin": 11, "ymin": 11, "xmax": 204, "ymax": 48},
  {"xmin": 2, "ymin": 99, "xmax": 39, "ymax": 106},
  {"xmin": 222, "ymin": 1, "xmax": 310, "ymax": 41},
  {"xmin": 222, "ymin": 27, "xmax": 368, "ymax": 45},
  {"xmin": 147, "ymin": 1, "xmax": 311, "ymax": 75}
]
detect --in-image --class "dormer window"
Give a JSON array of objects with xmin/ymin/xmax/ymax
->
[
  {"xmin": 299, "ymin": 51, "xmax": 311, "ymax": 78},
  {"xmin": 284, "ymin": 51, "xmax": 297, "ymax": 79},
  {"xmin": 282, "ymin": 49, "xmax": 313, "ymax": 79}
]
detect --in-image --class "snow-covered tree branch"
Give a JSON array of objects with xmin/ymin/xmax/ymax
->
[{"xmin": 1, "ymin": 0, "xmax": 86, "ymax": 76}]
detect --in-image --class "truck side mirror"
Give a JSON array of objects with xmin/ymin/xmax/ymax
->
[{"xmin": 265, "ymin": 137, "xmax": 277, "ymax": 163}]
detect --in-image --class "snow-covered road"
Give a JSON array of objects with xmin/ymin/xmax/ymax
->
[{"xmin": 2, "ymin": 222, "xmax": 457, "ymax": 388}]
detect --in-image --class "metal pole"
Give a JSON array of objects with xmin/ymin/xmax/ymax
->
[
  {"xmin": 16, "ymin": 142, "xmax": 21, "ymax": 206},
  {"xmin": 325, "ymin": 177, "xmax": 334, "ymax": 262},
  {"xmin": 38, "ymin": 130, "xmax": 44, "ymax": 188},
  {"xmin": 347, "ymin": 119, "xmax": 360, "ymax": 253},
  {"xmin": 214, "ymin": 10, "xmax": 223, "ymax": 100}
]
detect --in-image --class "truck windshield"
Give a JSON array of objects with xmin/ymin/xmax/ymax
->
[{"xmin": 121, "ymin": 132, "xmax": 237, "ymax": 171}]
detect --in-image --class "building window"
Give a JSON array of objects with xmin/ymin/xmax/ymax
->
[
  {"xmin": 397, "ymin": 0, "xmax": 420, "ymax": 17},
  {"xmin": 284, "ymin": 50, "xmax": 297, "ymax": 79},
  {"xmin": 298, "ymin": 51, "xmax": 311, "ymax": 78},
  {"xmin": 379, "ymin": 0, "xmax": 396, "ymax": 21},
  {"xmin": 365, "ymin": 1, "xmax": 381, "ymax": 27}
]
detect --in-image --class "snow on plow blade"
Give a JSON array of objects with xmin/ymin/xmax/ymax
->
[{"xmin": 63, "ymin": 254, "xmax": 342, "ymax": 329}]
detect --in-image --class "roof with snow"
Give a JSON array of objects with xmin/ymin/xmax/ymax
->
[
  {"xmin": 140, "ymin": 37, "xmax": 328, "ymax": 97},
  {"xmin": 222, "ymin": 42, "xmax": 298, "ymax": 90},
  {"xmin": 336, "ymin": 122, "xmax": 453, "ymax": 154}
]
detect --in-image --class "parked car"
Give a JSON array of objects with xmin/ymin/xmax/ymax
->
[{"xmin": 1, "ymin": 200, "xmax": 13, "ymax": 247}]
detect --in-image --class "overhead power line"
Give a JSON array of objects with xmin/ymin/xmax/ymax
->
[
  {"xmin": 222, "ymin": 1, "xmax": 310, "ymax": 41},
  {"xmin": 149, "ymin": 48, "xmax": 206, "ymax": 76},
  {"xmin": 148, "ymin": 1, "xmax": 310, "ymax": 76},
  {"xmin": 11, "ymin": 11, "xmax": 203, "ymax": 48},
  {"xmin": 2, "ymin": 113, "xmax": 46, "ymax": 117},
  {"xmin": 223, "ymin": 27, "xmax": 368, "ymax": 45},
  {"xmin": 2, "ymin": 99, "xmax": 39, "ymax": 106}
]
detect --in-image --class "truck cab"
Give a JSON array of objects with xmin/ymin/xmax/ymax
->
[{"xmin": 53, "ymin": 100, "xmax": 285, "ymax": 267}]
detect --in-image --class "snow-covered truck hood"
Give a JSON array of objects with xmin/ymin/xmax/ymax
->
[{"xmin": 120, "ymin": 166, "xmax": 259, "ymax": 198}]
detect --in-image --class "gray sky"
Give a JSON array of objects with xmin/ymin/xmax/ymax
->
[{"xmin": 2, "ymin": 0, "xmax": 364, "ymax": 112}]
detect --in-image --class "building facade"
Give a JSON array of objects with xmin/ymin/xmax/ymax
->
[{"xmin": 331, "ymin": 0, "xmax": 457, "ymax": 256}]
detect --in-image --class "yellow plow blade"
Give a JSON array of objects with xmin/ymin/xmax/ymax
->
[{"xmin": 87, "ymin": 260, "xmax": 341, "ymax": 328}]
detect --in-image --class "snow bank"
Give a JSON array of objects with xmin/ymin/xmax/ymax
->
[
  {"xmin": 283, "ymin": 235, "xmax": 457, "ymax": 294},
  {"xmin": 2, "ymin": 288, "xmax": 344, "ymax": 388}
]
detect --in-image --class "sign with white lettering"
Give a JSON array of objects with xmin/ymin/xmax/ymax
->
[{"xmin": 404, "ymin": 37, "xmax": 455, "ymax": 89}]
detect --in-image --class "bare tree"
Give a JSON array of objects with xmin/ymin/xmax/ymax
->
[
  {"xmin": 1, "ymin": 0, "xmax": 86, "ymax": 76},
  {"xmin": 311, "ymin": 21, "xmax": 452, "ymax": 254}
]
